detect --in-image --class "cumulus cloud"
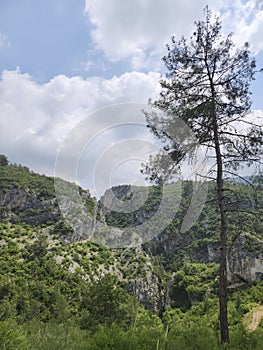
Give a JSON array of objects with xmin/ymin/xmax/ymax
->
[
  {"xmin": 0, "ymin": 69, "xmax": 160, "ymax": 193},
  {"xmin": 84, "ymin": 0, "xmax": 263, "ymax": 70},
  {"xmin": 1, "ymin": 68, "xmax": 262, "ymax": 196},
  {"xmin": 84, "ymin": 0, "xmax": 220, "ymax": 69}
]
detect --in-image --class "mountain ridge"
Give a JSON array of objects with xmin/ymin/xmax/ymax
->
[{"xmin": 1, "ymin": 155, "xmax": 263, "ymax": 348}]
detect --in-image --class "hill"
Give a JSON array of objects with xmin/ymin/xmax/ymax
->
[{"xmin": 0, "ymin": 156, "xmax": 263, "ymax": 349}]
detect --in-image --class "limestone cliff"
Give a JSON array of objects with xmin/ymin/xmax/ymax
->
[
  {"xmin": 228, "ymin": 233, "xmax": 263, "ymax": 285},
  {"xmin": 0, "ymin": 186, "xmax": 60, "ymax": 225}
]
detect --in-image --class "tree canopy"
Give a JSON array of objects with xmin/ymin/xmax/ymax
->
[
  {"xmin": 0, "ymin": 155, "xmax": 8, "ymax": 167},
  {"xmin": 144, "ymin": 9, "xmax": 262, "ymax": 182}
]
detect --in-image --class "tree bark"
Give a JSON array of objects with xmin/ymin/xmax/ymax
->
[
  {"xmin": 217, "ymin": 152, "xmax": 230, "ymax": 344},
  {"xmin": 211, "ymin": 99, "xmax": 230, "ymax": 345}
]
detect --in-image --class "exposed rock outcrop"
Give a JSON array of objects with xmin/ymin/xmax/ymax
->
[
  {"xmin": 228, "ymin": 233, "xmax": 263, "ymax": 284},
  {"xmin": 0, "ymin": 187, "xmax": 60, "ymax": 225}
]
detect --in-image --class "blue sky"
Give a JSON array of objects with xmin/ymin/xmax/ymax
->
[
  {"xmin": 0, "ymin": 0, "xmax": 262, "ymax": 196},
  {"xmin": 2, "ymin": 0, "xmax": 262, "ymax": 91},
  {"xmin": 0, "ymin": 0, "xmax": 94, "ymax": 80},
  {"xmin": 0, "ymin": 0, "xmax": 157, "ymax": 81}
]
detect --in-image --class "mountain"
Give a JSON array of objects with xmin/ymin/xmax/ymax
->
[{"xmin": 0, "ymin": 156, "xmax": 263, "ymax": 349}]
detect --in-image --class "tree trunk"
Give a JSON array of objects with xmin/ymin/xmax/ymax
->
[
  {"xmin": 211, "ymin": 102, "xmax": 230, "ymax": 345},
  {"xmin": 205, "ymin": 53, "xmax": 230, "ymax": 342},
  {"xmin": 217, "ymin": 162, "xmax": 230, "ymax": 344}
]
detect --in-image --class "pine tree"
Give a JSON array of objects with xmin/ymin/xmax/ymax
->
[
  {"xmin": 143, "ymin": 7, "xmax": 263, "ymax": 344},
  {"xmin": 0, "ymin": 155, "xmax": 8, "ymax": 166}
]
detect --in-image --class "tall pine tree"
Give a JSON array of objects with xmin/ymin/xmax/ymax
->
[{"xmin": 143, "ymin": 7, "xmax": 263, "ymax": 344}]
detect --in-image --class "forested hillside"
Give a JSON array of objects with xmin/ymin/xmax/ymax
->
[{"xmin": 0, "ymin": 158, "xmax": 263, "ymax": 349}]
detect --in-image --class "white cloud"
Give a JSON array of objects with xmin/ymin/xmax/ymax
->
[
  {"xmin": 0, "ymin": 69, "xmax": 160, "ymax": 189},
  {"xmin": 84, "ymin": 0, "xmax": 263, "ymax": 70},
  {"xmin": 221, "ymin": 0, "xmax": 263, "ymax": 53},
  {"xmin": 1, "ymin": 68, "xmax": 262, "ymax": 197},
  {"xmin": 84, "ymin": 0, "xmax": 220, "ymax": 69}
]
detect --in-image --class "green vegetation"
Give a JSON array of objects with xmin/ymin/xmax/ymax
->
[
  {"xmin": 0, "ymin": 157, "xmax": 262, "ymax": 348},
  {"xmin": 0, "ymin": 162, "xmax": 55, "ymax": 199}
]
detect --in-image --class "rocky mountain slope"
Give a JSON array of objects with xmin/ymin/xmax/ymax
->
[
  {"xmin": 0, "ymin": 158, "xmax": 262, "ymax": 314},
  {"xmin": 100, "ymin": 181, "xmax": 263, "ymax": 287}
]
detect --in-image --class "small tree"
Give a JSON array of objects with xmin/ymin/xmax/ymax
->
[
  {"xmin": 143, "ymin": 7, "xmax": 263, "ymax": 344},
  {"xmin": 0, "ymin": 154, "xmax": 8, "ymax": 166},
  {"xmin": 27, "ymin": 235, "xmax": 48, "ymax": 261},
  {"xmin": 79, "ymin": 275, "xmax": 137, "ymax": 331}
]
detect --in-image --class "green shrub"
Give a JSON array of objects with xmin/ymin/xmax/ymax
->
[{"xmin": 0, "ymin": 319, "xmax": 29, "ymax": 350}]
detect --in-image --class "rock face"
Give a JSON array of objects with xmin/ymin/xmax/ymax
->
[
  {"xmin": 0, "ymin": 187, "xmax": 60, "ymax": 225},
  {"xmin": 144, "ymin": 231, "xmax": 221, "ymax": 264},
  {"xmin": 125, "ymin": 275, "xmax": 164, "ymax": 312},
  {"xmin": 228, "ymin": 233, "xmax": 263, "ymax": 284}
]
